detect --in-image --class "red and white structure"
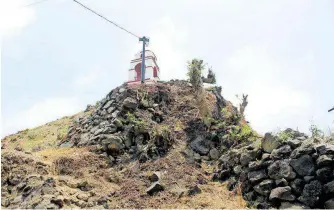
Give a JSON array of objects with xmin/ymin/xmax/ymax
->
[{"xmin": 128, "ymin": 50, "xmax": 160, "ymax": 84}]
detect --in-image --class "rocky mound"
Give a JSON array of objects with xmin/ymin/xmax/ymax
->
[
  {"xmin": 60, "ymin": 80, "xmax": 256, "ymax": 167},
  {"xmin": 215, "ymin": 129, "xmax": 334, "ymax": 209}
]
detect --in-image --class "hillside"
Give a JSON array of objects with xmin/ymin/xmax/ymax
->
[{"xmin": 1, "ymin": 80, "xmax": 334, "ymax": 209}]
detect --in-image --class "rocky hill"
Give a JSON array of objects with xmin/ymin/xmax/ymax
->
[{"xmin": 1, "ymin": 80, "xmax": 333, "ymax": 209}]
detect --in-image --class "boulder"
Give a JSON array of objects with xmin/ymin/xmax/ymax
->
[
  {"xmin": 248, "ymin": 161, "xmax": 262, "ymax": 171},
  {"xmin": 271, "ymin": 145, "xmax": 292, "ymax": 159},
  {"xmin": 102, "ymin": 136, "xmax": 125, "ymax": 155},
  {"xmin": 107, "ymin": 106, "xmax": 116, "ymax": 114},
  {"xmin": 240, "ymin": 150, "xmax": 257, "ymax": 166},
  {"xmin": 290, "ymin": 155, "xmax": 315, "ymax": 176},
  {"xmin": 233, "ymin": 165, "xmax": 243, "ymax": 175},
  {"xmin": 269, "ymin": 186, "xmax": 295, "ymax": 201},
  {"xmin": 209, "ymin": 148, "xmax": 220, "ymax": 160},
  {"xmin": 122, "ymin": 97, "xmax": 137, "ymax": 109},
  {"xmin": 323, "ymin": 180, "xmax": 334, "ymax": 194},
  {"xmin": 316, "ymin": 167, "xmax": 333, "ymax": 182},
  {"xmin": 316, "ymin": 155, "xmax": 333, "ymax": 168},
  {"xmin": 268, "ymin": 160, "xmax": 295, "ymax": 180},
  {"xmin": 286, "ymin": 139, "xmax": 302, "ymax": 149},
  {"xmin": 303, "ymin": 176, "xmax": 314, "ymax": 183},
  {"xmin": 289, "ymin": 178, "xmax": 304, "ymax": 195},
  {"xmin": 290, "ymin": 143, "xmax": 314, "ymax": 159},
  {"xmin": 324, "ymin": 198, "xmax": 334, "ymax": 209},
  {"xmin": 276, "ymin": 178, "xmax": 288, "ymax": 187},
  {"xmin": 248, "ymin": 170, "xmax": 267, "ymax": 184},
  {"xmin": 254, "ymin": 179, "xmax": 274, "ymax": 196},
  {"xmin": 190, "ymin": 136, "xmax": 210, "ymax": 155},
  {"xmin": 146, "ymin": 182, "xmax": 164, "ymax": 195},
  {"xmin": 262, "ymin": 133, "xmax": 282, "ymax": 153},
  {"xmin": 315, "ymin": 144, "xmax": 334, "ymax": 155},
  {"xmin": 298, "ymin": 180, "xmax": 322, "ymax": 207},
  {"xmin": 103, "ymin": 100, "xmax": 113, "ymax": 109}
]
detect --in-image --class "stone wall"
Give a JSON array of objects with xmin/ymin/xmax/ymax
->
[{"xmin": 214, "ymin": 130, "xmax": 334, "ymax": 209}]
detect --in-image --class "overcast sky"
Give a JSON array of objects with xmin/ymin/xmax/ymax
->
[{"xmin": 1, "ymin": 0, "xmax": 334, "ymax": 137}]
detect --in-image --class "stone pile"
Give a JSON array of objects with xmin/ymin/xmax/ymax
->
[
  {"xmin": 61, "ymin": 82, "xmax": 175, "ymax": 165},
  {"xmin": 214, "ymin": 129, "xmax": 334, "ymax": 209}
]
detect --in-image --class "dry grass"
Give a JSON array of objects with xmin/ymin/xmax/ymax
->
[
  {"xmin": 162, "ymin": 182, "xmax": 246, "ymax": 209},
  {"xmin": 1, "ymin": 112, "xmax": 88, "ymax": 152}
]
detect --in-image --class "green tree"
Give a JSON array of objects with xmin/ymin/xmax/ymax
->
[
  {"xmin": 207, "ymin": 67, "xmax": 216, "ymax": 84},
  {"xmin": 187, "ymin": 59, "xmax": 204, "ymax": 92}
]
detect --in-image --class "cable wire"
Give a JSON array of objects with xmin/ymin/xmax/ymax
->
[{"xmin": 73, "ymin": 0, "xmax": 140, "ymax": 39}]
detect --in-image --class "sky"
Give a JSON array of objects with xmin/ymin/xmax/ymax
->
[{"xmin": 1, "ymin": 0, "xmax": 334, "ymax": 137}]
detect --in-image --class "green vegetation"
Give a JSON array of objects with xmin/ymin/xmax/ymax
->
[
  {"xmin": 125, "ymin": 112, "xmax": 149, "ymax": 134},
  {"xmin": 277, "ymin": 130, "xmax": 294, "ymax": 142},
  {"xmin": 206, "ymin": 68, "xmax": 216, "ymax": 84},
  {"xmin": 309, "ymin": 123, "xmax": 324, "ymax": 138},
  {"xmin": 229, "ymin": 124, "xmax": 258, "ymax": 143},
  {"xmin": 187, "ymin": 59, "xmax": 204, "ymax": 93}
]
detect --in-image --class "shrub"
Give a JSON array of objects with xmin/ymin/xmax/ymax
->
[
  {"xmin": 309, "ymin": 123, "xmax": 324, "ymax": 138},
  {"xmin": 207, "ymin": 68, "xmax": 216, "ymax": 84},
  {"xmin": 187, "ymin": 59, "xmax": 204, "ymax": 93}
]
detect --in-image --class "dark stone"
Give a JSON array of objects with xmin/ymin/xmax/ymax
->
[
  {"xmin": 316, "ymin": 167, "xmax": 333, "ymax": 182},
  {"xmin": 269, "ymin": 186, "xmax": 295, "ymax": 201},
  {"xmin": 303, "ymin": 176, "xmax": 314, "ymax": 183},
  {"xmin": 241, "ymin": 180, "xmax": 252, "ymax": 193},
  {"xmin": 187, "ymin": 185, "xmax": 201, "ymax": 196},
  {"xmin": 254, "ymin": 179, "xmax": 274, "ymax": 196},
  {"xmin": 248, "ymin": 170, "xmax": 267, "ymax": 184},
  {"xmin": 315, "ymin": 144, "xmax": 334, "ymax": 155},
  {"xmin": 271, "ymin": 145, "xmax": 292, "ymax": 159},
  {"xmin": 324, "ymin": 180, "xmax": 334, "ymax": 194},
  {"xmin": 262, "ymin": 153, "xmax": 271, "ymax": 161},
  {"xmin": 233, "ymin": 165, "xmax": 242, "ymax": 175},
  {"xmin": 122, "ymin": 97, "xmax": 137, "ymax": 109},
  {"xmin": 190, "ymin": 136, "xmax": 210, "ymax": 155},
  {"xmin": 268, "ymin": 160, "xmax": 294, "ymax": 180},
  {"xmin": 148, "ymin": 172, "xmax": 161, "ymax": 182},
  {"xmin": 262, "ymin": 133, "xmax": 282, "ymax": 153},
  {"xmin": 290, "ymin": 155, "xmax": 315, "ymax": 176},
  {"xmin": 286, "ymin": 139, "xmax": 302, "ymax": 149},
  {"xmin": 290, "ymin": 144, "xmax": 314, "ymax": 159},
  {"xmin": 257, "ymin": 202, "xmax": 271, "ymax": 209},
  {"xmin": 261, "ymin": 160, "xmax": 274, "ymax": 168},
  {"xmin": 298, "ymin": 180, "xmax": 322, "ymax": 207},
  {"xmin": 209, "ymin": 148, "xmax": 220, "ymax": 160},
  {"xmin": 324, "ymin": 198, "xmax": 334, "ymax": 209},
  {"xmin": 276, "ymin": 178, "xmax": 288, "ymax": 187},
  {"xmin": 290, "ymin": 178, "xmax": 305, "ymax": 195},
  {"xmin": 240, "ymin": 150, "xmax": 257, "ymax": 166},
  {"xmin": 219, "ymin": 169, "xmax": 230, "ymax": 181},
  {"xmin": 316, "ymin": 155, "xmax": 333, "ymax": 167},
  {"xmin": 243, "ymin": 191, "xmax": 256, "ymax": 201},
  {"xmin": 227, "ymin": 177, "xmax": 237, "ymax": 191},
  {"xmin": 248, "ymin": 161, "xmax": 262, "ymax": 171},
  {"xmin": 146, "ymin": 182, "xmax": 164, "ymax": 195},
  {"xmin": 194, "ymin": 152, "xmax": 201, "ymax": 162}
]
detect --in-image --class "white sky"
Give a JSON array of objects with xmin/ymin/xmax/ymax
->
[{"xmin": 1, "ymin": 0, "xmax": 334, "ymax": 137}]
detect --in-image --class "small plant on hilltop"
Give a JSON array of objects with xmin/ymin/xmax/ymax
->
[
  {"xmin": 206, "ymin": 67, "xmax": 216, "ymax": 84},
  {"xmin": 276, "ymin": 130, "xmax": 294, "ymax": 142},
  {"xmin": 187, "ymin": 59, "xmax": 204, "ymax": 93},
  {"xmin": 309, "ymin": 123, "xmax": 324, "ymax": 138}
]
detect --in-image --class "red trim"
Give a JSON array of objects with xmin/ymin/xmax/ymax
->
[
  {"xmin": 131, "ymin": 55, "xmax": 160, "ymax": 70},
  {"xmin": 129, "ymin": 65, "xmax": 160, "ymax": 71}
]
